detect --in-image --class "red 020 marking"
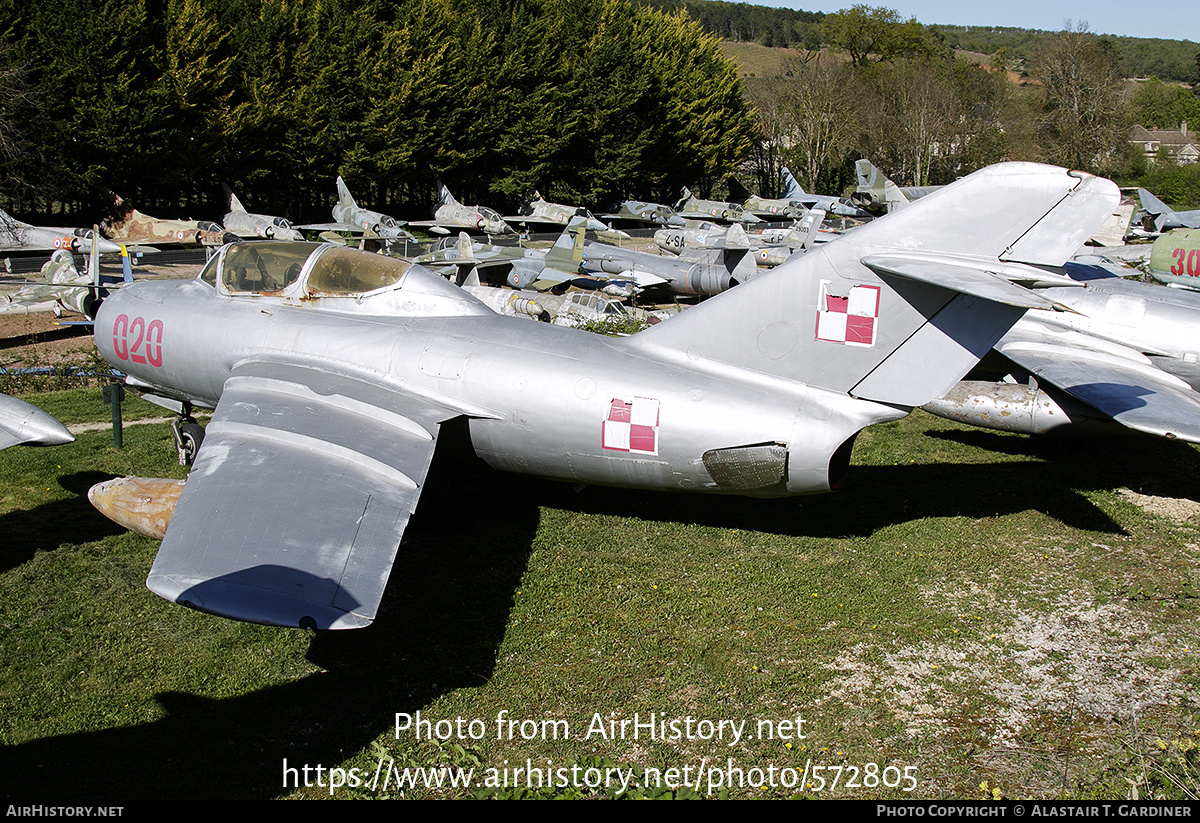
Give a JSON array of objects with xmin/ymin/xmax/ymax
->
[{"xmin": 111, "ymin": 314, "xmax": 164, "ymax": 367}]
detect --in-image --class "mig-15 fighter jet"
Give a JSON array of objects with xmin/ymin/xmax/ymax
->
[
  {"xmin": 1146, "ymin": 228, "xmax": 1200, "ymax": 289},
  {"xmin": 923, "ymin": 256, "xmax": 1200, "ymax": 443},
  {"xmin": 86, "ymin": 162, "xmax": 1116, "ymax": 630}
]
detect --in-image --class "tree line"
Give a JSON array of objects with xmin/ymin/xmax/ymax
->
[{"xmin": 0, "ymin": 0, "xmax": 759, "ymax": 224}]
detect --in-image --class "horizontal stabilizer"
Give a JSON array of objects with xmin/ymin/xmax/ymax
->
[{"xmin": 861, "ymin": 254, "xmax": 1062, "ymax": 309}]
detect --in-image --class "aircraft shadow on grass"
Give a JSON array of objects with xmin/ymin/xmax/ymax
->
[{"xmin": 3, "ymin": 428, "xmax": 1199, "ymax": 798}]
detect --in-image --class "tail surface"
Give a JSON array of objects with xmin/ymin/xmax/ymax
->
[
  {"xmin": 630, "ymin": 163, "xmax": 1119, "ymax": 409},
  {"xmin": 335, "ymin": 176, "xmax": 357, "ymax": 210},
  {"xmin": 780, "ymin": 167, "xmax": 806, "ymax": 199},
  {"xmin": 543, "ymin": 217, "xmax": 587, "ymax": 271},
  {"xmin": 436, "ymin": 181, "xmax": 458, "ymax": 208}
]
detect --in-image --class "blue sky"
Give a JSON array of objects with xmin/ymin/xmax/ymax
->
[{"xmin": 751, "ymin": 0, "xmax": 1199, "ymax": 42}]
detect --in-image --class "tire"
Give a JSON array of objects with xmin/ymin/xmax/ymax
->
[{"xmin": 179, "ymin": 422, "xmax": 205, "ymax": 466}]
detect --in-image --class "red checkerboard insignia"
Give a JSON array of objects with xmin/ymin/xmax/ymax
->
[
  {"xmin": 602, "ymin": 397, "xmax": 660, "ymax": 455},
  {"xmin": 815, "ymin": 281, "xmax": 880, "ymax": 347}
]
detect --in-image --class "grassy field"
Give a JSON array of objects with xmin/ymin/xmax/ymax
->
[{"xmin": 1, "ymin": 387, "xmax": 1198, "ymax": 800}]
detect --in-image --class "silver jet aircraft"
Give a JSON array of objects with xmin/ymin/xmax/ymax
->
[
  {"xmin": 413, "ymin": 219, "xmax": 586, "ymax": 289},
  {"xmin": 87, "ymin": 163, "xmax": 1115, "ymax": 630},
  {"xmin": 408, "ymin": 182, "xmax": 514, "ymax": 237},
  {"xmin": 505, "ymin": 192, "xmax": 614, "ymax": 234},
  {"xmin": 603, "ymin": 199, "xmax": 686, "ymax": 227},
  {"xmin": 221, "ymin": 187, "xmax": 304, "ymax": 241},
  {"xmin": 674, "ymin": 187, "xmax": 761, "ymax": 224},
  {"xmin": 581, "ymin": 234, "xmax": 759, "ymax": 296},
  {"xmin": 298, "ymin": 177, "xmax": 417, "ymax": 244},
  {"xmin": 854, "ymin": 159, "xmax": 943, "ymax": 213},
  {"xmin": 924, "ymin": 258, "xmax": 1200, "ymax": 442},
  {"xmin": 736, "ymin": 168, "xmax": 867, "ymax": 220},
  {"xmin": 1, "ymin": 239, "xmax": 133, "ymax": 321},
  {"xmin": 1137, "ymin": 189, "xmax": 1200, "ymax": 233},
  {"xmin": 0, "ymin": 210, "xmax": 122, "ymax": 255}
]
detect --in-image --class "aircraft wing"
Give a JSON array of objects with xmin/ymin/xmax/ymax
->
[
  {"xmin": 997, "ymin": 324, "xmax": 1200, "ymax": 443},
  {"xmin": 146, "ymin": 360, "xmax": 461, "ymax": 629}
]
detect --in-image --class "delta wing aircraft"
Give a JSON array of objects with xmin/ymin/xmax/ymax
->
[
  {"xmin": 413, "ymin": 219, "xmax": 586, "ymax": 289},
  {"xmin": 221, "ymin": 187, "xmax": 304, "ymax": 241},
  {"xmin": 505, "ymin": 192, "xmax": 613, "ymax": 233},
  {"xmin": 0, "ymin": 394, "xmax": 73, "ymax": 450},
  {"xmin": 1137, "ymin": 189, "xmax": 1200, "ymax": 233},
  {"xmin": 87, "ymin": 163, "xmax": 1116, "ymax": 630},
  {"xmin": 603, "ymin": 199, "xmax": 686, "ymax": 227},
  {"xmin": 779, "ymin": 167, "xmax": 869, "ymax": 219},
  {"xmin": 674, "ymin": 187, "xmax": 761, "ymax": 224},
  {"xmin": 408, "ymin": 182, "xmax": 514, "ymax": 237},
  {"xmin": 103, "ymin": 194, "xmax": 237, "ymax": 247},
  {"xmin": 854, "ymin": 160, "xmax": 943, "ymax": 213},
  {"xmin": 923, "ymin": 259, "xmax": 1200, "ymax": 442},
  {"xmin": 732, "ymin": 170, "xmax": 866, "ymax": 220},
  {"xmin": 298, "ymin": 177, "xmax": 417, "ymax": 244},
  {"xmin": 0, "ymin": 210, "xmax": 122, "ymax": 255}
]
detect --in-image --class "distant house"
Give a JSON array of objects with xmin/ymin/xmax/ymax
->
[{"xmin": 1129, "ymin": 123, "xmax": 1200, "ymax": 164}]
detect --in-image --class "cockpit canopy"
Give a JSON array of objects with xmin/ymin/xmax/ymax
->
[{"xmin": 210, "ymin": 242, "xmax": 410, "ymax": 296}]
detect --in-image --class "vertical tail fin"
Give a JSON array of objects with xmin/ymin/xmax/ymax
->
[
  {"xmin": 796, "ymin": 208, "xmax": 825, "ymax": 250},
  {"xmin": 780, "ymin": 167, "xmax": 806, "ymax": 199},
  {"xmin": 544, "ymin": 217, "xmax": 587, "ymax": 271},
  {"xmin": 335, "ymin": 177, "xmax": 357, "ymax": 210},
  {"xmin": 436, "ymin": 181, "xmax": 458, "ymax": 208},
  {"xmin": 630, "ymin": 163, "xmax": 1120, "ymax": 408}
]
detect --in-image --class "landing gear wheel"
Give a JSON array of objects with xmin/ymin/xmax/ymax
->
[{"xmin": 172, "ymin": 418, "xmax": 205, "ymax": 466}]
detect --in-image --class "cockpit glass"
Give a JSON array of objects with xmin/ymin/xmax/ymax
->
[
  {"xmin": 221, "ymin": 242, "xmax": 318, "ymax": 293},
  {"xmin": 305, "ymin": 246, "xmax": 411, "ymax": 294}
]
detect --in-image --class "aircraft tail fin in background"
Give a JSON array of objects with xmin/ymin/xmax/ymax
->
[
  {"xmin": 544, "ymin": 217, "xmax": 587, "ymax": 271},
  {"xmin": 630, "ymin": 163, "xmax": 1120, "ymax": 409},
  {"xmin": 223, "ymin": 184, "xmax": 246, "ymax": 214},
  {"xmin": 436, "ymin": 181, "xmax": 459, "ymax": 208},
  {"xmin": 780, "ymin": 167, "xmax": 806, "ymax": 199},
  {"xmin": 727, "ymin": 177, "xmax": 751, "ymax": 203},
  {"xmin": 797, "ymin": 208, "xmax": 825, "ymax": 250},
  {"xmin": 1138, "ymin": 188, "xmax": 1176, "ymax": 232},
  {"xmin": 335, "ymin": 177, "xmax": 358, "ymax": 211}
]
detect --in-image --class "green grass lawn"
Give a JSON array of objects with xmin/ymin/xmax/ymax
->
[{"xmin": 1, "ymin": 388, "xmax": 1198, "ymax": 799}]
